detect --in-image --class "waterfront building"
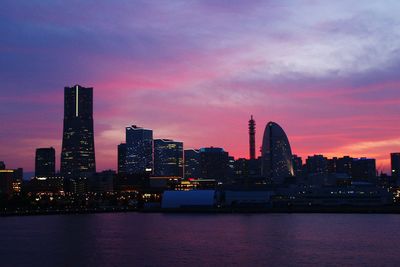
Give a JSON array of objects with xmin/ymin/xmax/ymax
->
[
  {"xmin": 154, "ymin": 139, "xmax": 183, "ymax": 177},
  {"xmin": 306, "ymin": 155, "xmax": 328, "ymax": 176},
  {"xmin": 200, "ymin": 147, "xmax": 229, "ymax": 181},
  {"xmin": 35, "ymin": 147, "xmax": 55, "ymax": 177},
  {"xmin": 118, "ymin": 143, "xmax": 127, "ymax": 174},
  {"xmin": 292, "ymin": 154, "xmax": 303, "ymax": 178},
  {"xmin": 336, "ymin": 156, "xmax": 353, "ymax": 175},
  {"xmin": 24, "ymin": 175, "xmax": 64, "ymax": 194},
  {"xmin": 60, "ymin": 85, "xmax": 96, "ymax": 177},
  {"xmin": 391, "ymin": 153, "xmax": 400, "ymax": 180},
  {"xmin": 0, "ymin": 169, "xmax": 14, "ymax": 196},
  {"xmin": 351, "ymin": 158, "xmax": 376, "ymax": 182},
  {"xmin": 125, "ymin": 125, "xmax": 153, "ymax": 174},
  {"xmin": 184, "ymin": 149, "xmax": 201, "ymax": 179},
  {"xmin": 305, "ymin": 155, "xmax": 329, "ymax": 185},
  {"xmin": 88, "ymin": 170, "xmax": 115, "ymax": 193},
  {"xmin": 261, "ymin": 122, "xmax": 294, "ymax": 184}
]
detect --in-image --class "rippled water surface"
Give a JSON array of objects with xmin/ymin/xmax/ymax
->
[{"xmin": 1, "ymin": 213, "xmax": 400, "ymax": 266}]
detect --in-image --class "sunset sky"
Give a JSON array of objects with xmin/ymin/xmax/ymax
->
[{"xmin": 1, "ymin": 1, "xmax": 400, "ymax": 173}]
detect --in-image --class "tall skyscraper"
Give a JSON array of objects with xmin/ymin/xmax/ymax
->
[
  {"xmin": 154, "ymin": 139, "xmax": 183, "ymax": 177},
  {"xmin": 118, "ymin": 143, "xmax": 127, "ymax": 174},
  {"xmin": 184, "ymin": 149, "xmax": 201, "ymax": 179},
  {"xmin": 125, "ymin": 125, "xmax": 153, "ymax": 174},
  {"xmin": 391, "ymin": 153, "xmax": 400, "ymax": 180},
  {"xmin": 261, "ymin": 121, "xmax": 294, "ymax": 184},
  {"xmin": 35, "ymin": 147, "xmax": 55, "ymax": 177},
  {"xmin": 249, "ymin": 115, "xmax": 256, "ymax": 160},
  {"xmin": 60, "ymin": 85, "xmax": 96, "ymax": 177}
]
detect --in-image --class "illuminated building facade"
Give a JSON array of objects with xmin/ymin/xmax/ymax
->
[
  {"xmin": 35, "ymin": 147, "xmax": 55, "ymax": 177},
  {"xmin": 154, "ymin": 139, "xmax": 183, "ymax": 177},
  {"xmin": 184, "ymin": 149, "xmax": 200, "ymax": 179},
  {"xmin": 261, "ymin": 122, "xmax": 294, "ymax": 184},
  {"xmin": 60, "ymin": 85, "xmax": 96, "ymax": 177},
  {"xmin": 125, "ymin": 125, "xmax": 153, "ymax": 174}
]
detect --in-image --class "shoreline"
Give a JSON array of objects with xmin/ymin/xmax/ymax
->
[{"xmin": 2, "ymin": 205, "xmax": 400, "ymax": 217}]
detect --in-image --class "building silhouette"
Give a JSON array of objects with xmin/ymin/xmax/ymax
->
[
  {"xmin": 184, "ymin": 149, "xmax": 201, "ymax": 179},
  {"xmin": 249, "ymin": 115, "xmax": 256, "ymax": 160},
  {"xmin": 261, "ymin": 122, "xmax": 294, "ymax": 184},
  {"xmin": 0, "ymin": 169, "xmax": 14, "ymax": 196},
  {"xmin": 35, "ymin": 147, "xmax": 55, "ymax": 177},
  {"xmin": 118, "ymin": 143, "xmax": 127, "ymax": 174},
  {"xmin": 306, "ymin": 155, "xmax": 329, "ymax": 185},
  {"xmin": 200, "ymin": 147, "xmax": 229, "ymax": 181},
  {"xmin": 154, "ymin": 139, "xmax": 183, "ymax": 177},
  {"xmin": 125, "ymin": 125, "xmax": 153, "ymax": 174},
  {"xmin": 60, "ymin": 85, "xmax": 96, "ymax": 177},
  {"xmin": 391, "ymin": 153, "xmax": 400, "ymax": 180},
  {"xmin": 306, "ymin": 155, "xmax": 328, "ymax": 176},
  {"xmin": 351, "ymin": 158, "xmax": 376, "ymax": 181},
  {"xmin": 292, "ymin": 154, "xmax": 303, "ymax": 178}
]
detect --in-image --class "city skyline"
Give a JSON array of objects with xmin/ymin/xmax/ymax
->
[{"xmin": 1, "ymin": 1, "xmax": 400, "ymax": 172}]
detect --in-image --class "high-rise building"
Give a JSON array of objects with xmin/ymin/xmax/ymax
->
[
  {"xmin": 184, "ymin": 149, "xmax": 201, "ymax": 179},
  {"xmin": 200, "ymin": 147, "xmax": 229, "ymax": 181},
  {"xmin": 60, "ymin": 85, "xmax": 96, "ymax": 177},
  {"xmin": 261, "ymin": 122, "xmax": 294, "ymax": 184},
  {"xmin": 35, "ymin": 147, "xmax": 55, "ymax": 177},
  {"xmin": 125, "ymin": 125, "xmax": 153, "ymax": 174},
  {"xmin": 0, "ymin": 161, "xmax": 5, "ymax": 170},
  {"xmin": 154, "ymin": 139, "xmax": 183, "ymax": 177},
  {"xmin": 391, "ymin": 153, "xmax": 400, "ymax": 180},
  {"xmin": 249, "ymin": 115, "xmax": 256, "ymax": 160},
  {"xmin": 118, "ymin": 143, "xmax": 127, "ymax": 174}
]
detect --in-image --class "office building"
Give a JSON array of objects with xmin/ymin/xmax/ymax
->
[
  {"xmin": 391, "ymin": 153, "xmax": 400, "ymax": 180},
  {"xmin": 35, "ymin": 147, "xmax": 55, "ymax": 177},
  {"xmin": 154, "ymin": 139, "xmax": 183, "ymax": 177},
  {"xmin": 0, "ymin": 169, "xmax": 15, "ymax": 196},
  {"xmin": 292, "ymin": 155, "xmax": 303, "ymax": 177},
  {"xmin": 60, "ymin": 85, "xmax": 96, "ymax": 177},
  {"xmin": 351, "ymin": 158, "xmax": 376, "ymax": 181},
  {"xmin": 184, "ymin": 149, "xmax": 201, "ymax": 179},
  {"xmin": 118, "ymin": 143, "xmax": 127, "ymax": 174},
  {"xmin": 306, "ymin": 155, "xmax": 328, "ymax": 176},
  {"xmin": 200, "ymin": 147, "xmax": 229, "ymax": 181},
  {"xmin": 125, "ymin": 125, "xmax": 153, "ymax": 174}
]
